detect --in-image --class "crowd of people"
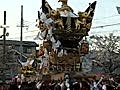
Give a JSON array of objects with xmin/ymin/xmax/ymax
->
[{"xmin": 0, "ymin": 73, "xmax": 120, "ymax": 90}]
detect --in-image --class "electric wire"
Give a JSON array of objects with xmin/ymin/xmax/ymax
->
[{"xmin": 7, "ymin": 14, "xmax": 120, "ymax": 40}]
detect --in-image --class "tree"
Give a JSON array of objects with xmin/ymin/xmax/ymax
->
[{"xmin": 89, "ymin": 33, "xmax": 120, "ymax": 74}]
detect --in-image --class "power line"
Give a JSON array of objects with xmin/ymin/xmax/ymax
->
[
  {"xmin": 92, "ymin": 22, "xmax": 120, "ymax": 29},
  {"xmin": 94, "ymin": 14, "xmax": 120, "ymax": 21},
  {"xmin": 8, "ymin": 22, "xmax": 120, "ymax": 40},
  {"xmin": 7, "ymin": 13, "xmax": 120, "ymax": 40},
  {"xmin": 17, "ymin": 20, "xmax": 36, "ymax": 27},
  {"xmin": 8, "ymin": 29, "xmax": 120, "ymax": 40},
  {"xmin": 90, "ymin": 29, "xmax": 120, "ymax": 34},
  {"xmin": 9, "ymin": 21, "xmax": 120, "ymax": 36}
]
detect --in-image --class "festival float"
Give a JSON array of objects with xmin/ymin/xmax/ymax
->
[
  {"xmin": 17, "ymin": 52, "xmax": 37, "ymax": 77},
  {"xmin": 21, "ymin": 0, "xmax": 97, "ymax": 78}
]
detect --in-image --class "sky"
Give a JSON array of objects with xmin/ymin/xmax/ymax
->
[{"xmin": 0, "ymin": 0, "xmax": 120, "ymax": 42}]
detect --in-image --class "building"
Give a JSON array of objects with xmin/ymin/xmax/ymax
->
[{"xmin": 0, "ymin": 40, "xmax": 38, "ymax": 81}]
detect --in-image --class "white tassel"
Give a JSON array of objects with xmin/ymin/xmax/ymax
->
[
  {"xmin": 58, "ymin": 49, "xmax": 63, "ymax": 57},
  {"xmin": 40, "ymin": 12, "xmax": 47, "ymax": 22}
]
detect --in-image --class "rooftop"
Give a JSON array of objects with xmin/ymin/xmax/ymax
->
[{"xmin": 0, "ymin": 40, "xmax": 39, "ymax": 47}]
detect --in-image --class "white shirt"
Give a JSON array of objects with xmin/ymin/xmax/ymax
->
[{"xmin": 102, "ymin": 85, "xmax": 107, "ymax": 90}]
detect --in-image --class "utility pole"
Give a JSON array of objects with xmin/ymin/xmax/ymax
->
[
  {"xmin": 20, "ymin": 5, "xmax": 23, "ymax": 55},
  {"xmin": 3, "ymin": 11, "xmax": 6, "ymax": 64},
  {"xmin": 0, "ymin": 11, "xmax": 9, "ymax": 82},
  {"xmin": 2, "ymin": 11, "xmax": 7, "ymax": 82},
  {"xmin": 17, "ymin": 5, "xmax": 28, "ymax": 57}
]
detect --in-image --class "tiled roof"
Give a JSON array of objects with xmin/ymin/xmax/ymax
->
[{"xmin": 0, "ymin": 40, "xmax": 38, "ymax": 47}]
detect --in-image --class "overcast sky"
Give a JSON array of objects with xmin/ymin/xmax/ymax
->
[{"xmin": 0, "ymin": 0, "xmax": 120, "ymax": 41}]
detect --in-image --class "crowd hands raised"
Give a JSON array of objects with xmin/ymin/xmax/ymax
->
[{"xmin": 0, "ymin": 74, "xmax": 120, "ymax": 90}]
